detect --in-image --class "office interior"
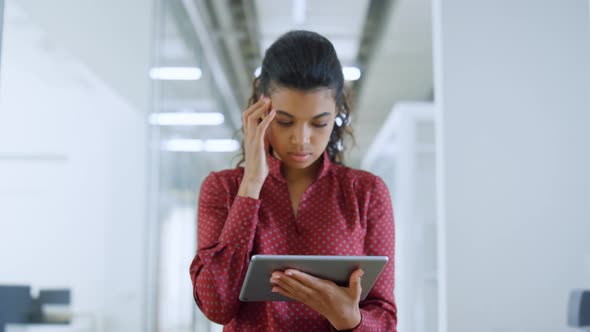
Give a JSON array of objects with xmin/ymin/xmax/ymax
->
[{"xmin": 0, "ymin": 0, "xmax": 589, "ymax": 331}]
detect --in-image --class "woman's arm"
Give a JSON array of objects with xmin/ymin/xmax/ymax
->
[
  {"xmin": 189, "ymin": 171, "xmax": 260, "ymax": 325},
  {"xmin": 352, "ymin": 175, "xmax": 397, "ymax": 331},
  {"xmin": 190, "ymin": 96, "xmax": 274, "ymax": 324}
]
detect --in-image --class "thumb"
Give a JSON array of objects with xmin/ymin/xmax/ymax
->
[
  {"xmin": 349, "ymin": 269, "xmax": 364, "ymax": 300},
  {"xmin": 264, "ymin": 131, "xmax": 270, "ymax": 154}
]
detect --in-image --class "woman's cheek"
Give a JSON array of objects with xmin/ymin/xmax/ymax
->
[
  {"xmin": 267, "ymin": 128, "xmax": 280, "ymax": 153},
  {"xmin": 266, "ymin": 124, "xmax": 275, "ymax": 141}
]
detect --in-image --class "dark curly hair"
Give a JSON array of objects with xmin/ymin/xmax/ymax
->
[{"xmin": 235, "ymin": 30, "xmax": 355, "ymax": 166}]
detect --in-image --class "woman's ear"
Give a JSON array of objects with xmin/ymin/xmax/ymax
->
[{"xmin": 272, "ymin": 149, "xmax": 282, "ymax": 161}]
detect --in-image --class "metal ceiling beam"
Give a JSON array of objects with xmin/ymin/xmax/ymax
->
[
  {"xmin": 180, "ymin": 0, "xmax": 242, "ymax": 130},
  {"xmin": 355, "ymin": 0, "xmax": 395, "ymax": 92},
  {"xmin": 239, "ymin": 0, "xmax": 262, "ymax": 66},
  {"xmin": 209, "ymin": 0, "xmax": 252, "ymax": 103}
]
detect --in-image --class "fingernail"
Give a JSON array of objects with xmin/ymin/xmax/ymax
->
[
  {"xmin": 259, "ymin": 94, "xmax": 264, "ymax": 100},
  {"xmin": 285, "ymin": 270, "xmax": 293, "ymax": 276}
]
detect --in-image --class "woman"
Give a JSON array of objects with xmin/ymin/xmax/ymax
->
[{"xmin": 189, "ymin": 30, "xmax": 397, "ymax": 331}]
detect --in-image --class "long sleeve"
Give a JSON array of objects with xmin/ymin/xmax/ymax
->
[
  {"xmin": 189, "ymin": 171, "xmax": 259, "ymax": 325},
  {"xmin": 352, "ymin": 176, "xmax": 398, "ymax": 331}
]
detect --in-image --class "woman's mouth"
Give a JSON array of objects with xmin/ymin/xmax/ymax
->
[{"xmin": 287, "ymin": 152, "xmax": 312, "ymax": 162}]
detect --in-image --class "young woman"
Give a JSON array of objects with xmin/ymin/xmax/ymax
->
[{"xmin": 189, "ymin": 30, "xmax": 397, "ymax": 331}]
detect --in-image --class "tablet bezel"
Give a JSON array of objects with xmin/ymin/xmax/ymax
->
[{"xmin": 239, "ymin": 255, "xmax": 389, "ymax": 302}]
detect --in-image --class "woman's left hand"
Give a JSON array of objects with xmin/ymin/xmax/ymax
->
[{"xmin": 270, "ymin": 268, "xmax": 364, "ymax": 330}]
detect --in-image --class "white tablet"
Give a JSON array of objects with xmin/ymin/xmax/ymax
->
[{"xmin": 239, "ymin": 255, "xmax": 389, "ymax": 302}]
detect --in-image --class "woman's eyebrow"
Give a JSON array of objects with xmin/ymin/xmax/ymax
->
[
  {"xmin": 275, "ymin": 110, "xmax": 331, "ymax": 119},
  {"xmin": 312, "ymin": 112, "xmax": 331, "ymax": 119},
  {"xmin": 275, "ymin": 110, "xmax": 294, "ymax": 118}
]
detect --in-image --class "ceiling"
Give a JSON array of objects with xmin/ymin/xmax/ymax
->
[
  {"xmin": 3, "ymin": 0, "xmax": 434, "ymax": 200},
  {"xmin": 256, "ymin": 0, "xmax": 369, "ymax": 65},
  {"xmin": 353, "ymin": 0, "xmax": 433, "ymax": 166},
  {"xmin": 156, "ymin": 0, "xmax": 433, "ymax": 192}
]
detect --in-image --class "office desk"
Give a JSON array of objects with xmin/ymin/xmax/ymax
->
[{"xmin": 5, "ymin": 318, "xmax": 94, "ymax": 332}]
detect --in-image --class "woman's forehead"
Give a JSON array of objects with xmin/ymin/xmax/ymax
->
[{"xmin": 270, "ymin": 88, "xmax": 336, "ymax": 116}]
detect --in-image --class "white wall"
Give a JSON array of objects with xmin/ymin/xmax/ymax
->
[
  {"xmin": 0, "ymin": 3, "xmax": 148, "ymax": 331},
  {"xmin": 14, "ymin": 0, "xmax": 154, "ymax": 112},
  {"xmin": 433, "ymin": 1, "xmax": 590, "ymax": 331},
  {"xmin": 363, "ymin": 103, "xmax": 438, "ymax": 332}
]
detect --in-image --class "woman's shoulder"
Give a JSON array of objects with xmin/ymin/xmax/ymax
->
[
  {"xmin": 201, "ymin": 167, "xmax": 244, "ymax": 191},
  {"xmin": 210, "ymin": 167, "xmax": 244, "ymax": 179},
  {"xmin": 332, "ymin": 164, "xmax": 385, "ymax": 190},
  {"xmin": 332, "ymin": 166, "xmax": 392, "ymax": 210}
]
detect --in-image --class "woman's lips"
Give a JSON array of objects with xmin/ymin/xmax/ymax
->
[{"xmin": 288, "ymin": 152, "xmax": 311, "ymax": 162}]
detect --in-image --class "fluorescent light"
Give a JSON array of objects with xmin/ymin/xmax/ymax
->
[
  {"xmin": 343, "ymin": 66, "xmax": 361, "ymax": 81},
  {"xmin": 292, "ymin": 0, "xmax": 306, "ymax": 25},
  {"xmin": 161, "ymin": 139, "xmax": 204, "ymax": 152},
  {"xmin": 254, "ymin": 66, "xmax": 261, "ymax": 78},
  {"xmin": 204, "ymin": 139, "xmax": 240, "ymax": 152},
  {"xmin": 149, "ymin": 67, "xmax": 202, "ymax": 80},
  {"xmin": 161, "ymin": 139, "xmax": 240, "ymax": 152},
  {"xmin": 149, "ymin": 112, "xmax": 224, "ymax": 126}
]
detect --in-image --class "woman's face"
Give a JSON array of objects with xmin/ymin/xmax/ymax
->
[{"xmin": 267, "ymin": 87, "xmax": 336, "ymax": 170}]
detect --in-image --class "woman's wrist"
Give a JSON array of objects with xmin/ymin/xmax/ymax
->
[
  {"xmin": 330, "ymin": 309, "xmax": 361, "ymax": 331},
  {"xmin": 238, "ymin": 177, "xmax": 264, "ymax": 199}
]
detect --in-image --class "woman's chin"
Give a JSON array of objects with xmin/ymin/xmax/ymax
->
[{"xmin": 285, "ymin": 155, "xmax": 321, "ymax": 170}]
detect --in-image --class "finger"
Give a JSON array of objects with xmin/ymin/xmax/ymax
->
[
  {"xmin": 283, "ymin": 269, "xmax": 330, "ymax": 292},
  {"xmin": 272, "ymin": 272, "xmax": 315, "ymax": 301},
  {"xmin": 242, "ymin": 104, "xmax": 261, "ymax": 133},
  {"xmin": 248, "ymin": 98, "xmax": 271, "ymax": 123},
  {"xmin": 264, "ymin": 128, "xmax": 272, "ymax": 157},
  {"xmin": 244, "ymin": 94, "xmax": 266, "ymax": 115},
  {"xmin": 271, "ymin": 285, "xmax": 298, "ymax": 301},
  {"xmin": 256, "ymin": 109, "xmax": 276, "ymax": 141},
  {"xmin": 242, "ymin": 95, "xmax": 268, "ymax": 132},
  {"xmin": 246, "ymin": 99, "xmax": 271, "ymax": 135},
  {"xmin": 271, "ymin": 272, "xmax": 301, "ymax": 295},
  {"xmin": 349, "ymin": 269, "xmax": 364, "ymax": 301}
]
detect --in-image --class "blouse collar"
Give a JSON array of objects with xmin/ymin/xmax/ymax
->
[{"xmin": 268, "ymin": 150, "xmax": 332, "ymax": 182}]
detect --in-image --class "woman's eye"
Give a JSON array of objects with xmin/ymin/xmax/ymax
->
[{"xmin": 275, "ymin": 121, "xmax": 327, "ymax": 128}]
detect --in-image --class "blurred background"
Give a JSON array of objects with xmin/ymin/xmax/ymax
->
[{"xmin": 0, "ymin": 0, "xmax": 588, "ymax": 332}]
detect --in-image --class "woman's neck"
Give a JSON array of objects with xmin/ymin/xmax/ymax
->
[{"xmin": 282, "ymin": 157, "xmax": 322, "ymax": 183}]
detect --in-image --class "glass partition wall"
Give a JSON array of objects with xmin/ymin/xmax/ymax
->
[
  {"xmin": 0, "ymin": 0, "xmax": 4, "ymax": 74},
  {"xmin": 149, "ymin": 1, "xmax": 240, "ymax": 332}
]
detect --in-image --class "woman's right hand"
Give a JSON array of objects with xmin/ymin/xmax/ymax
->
[{"xmin": 238, "ymin": 95, "xmax": 276, "ymax": 199}]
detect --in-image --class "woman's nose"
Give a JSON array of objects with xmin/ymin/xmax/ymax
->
[{"xmin": 290, "ymin": 125, "xmax": 311, "ymax": 144}]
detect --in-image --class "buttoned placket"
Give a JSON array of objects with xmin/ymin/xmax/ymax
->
[{"xmin": 267, "ymin": 151, "xmax": 332, "ymax": 225}]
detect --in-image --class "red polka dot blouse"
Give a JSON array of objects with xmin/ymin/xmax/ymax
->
[{"xmin": 189, "ymin": 151, "xmax": 397, "ymax": 331}]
